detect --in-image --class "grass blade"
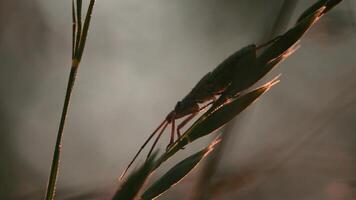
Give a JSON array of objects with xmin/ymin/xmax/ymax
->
[
  {"xmin": 153, "ymin": 77, "xmax": 279, "ymax": 171},
  {"xmin": 258, "ymin": 6, "xmax": 325, "ymax": 67},
  {"xmin": 113, "ymin": 152, "xmax": 157, "ymax": 200},
  {"xmin": 142, "ymin": 139, "xmax": 220, "ymax": 200},
  {"xmin": 297, "ymin": 0, "xmax": 343, "ymax": 23},
  {"xmin": 76, "ymin": 0, "xmax": 96, "ymax": 61},
  {"xmin": 72, "ymin": 0, "xmax": 76, "ymax": 59},
  {"xmin": 74, "ymin": 0, "xmax": 82, "ymax": 54}
]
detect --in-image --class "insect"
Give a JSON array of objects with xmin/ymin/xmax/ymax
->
[
  {"xmin": 119, "ymin": 37, "xmax": 283, "ymax": 180},
  {"xmin": 120, "ymin": 0, "xmax": 340, "ymax": 181}
]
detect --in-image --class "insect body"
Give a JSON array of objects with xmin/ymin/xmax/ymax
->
[
  {"xmin": 121, "ymin": 38, "xmax": 280, "ymax": 179},
  {"xmin": 165, "ymin": 44, "xmax": 262, "ymax": 139},
  {"xmin": 120, "ymin": 0, "xmax": 342, "ymax": 181}
]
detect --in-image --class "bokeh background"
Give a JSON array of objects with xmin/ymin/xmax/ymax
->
[{"xmin": 0, "ymin": 0, "xmax": 355, "ymax": 199}]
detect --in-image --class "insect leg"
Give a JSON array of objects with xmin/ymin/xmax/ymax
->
[
  {"xmin": 146, "ymin": 121, "xmax": 169, "ymax": 159},
  {"xmin": 166, "ymin": 100, "xmax": 216, "ymax": 150},
  {"xmin": 167, "ymin": 119, "xmax": 176, "ymax": 149},
  {"xmin": 165, "ymin": 112, "xmax": 198, "ymax": 151},
  {"xmin": 120, "ymin": 119, "xmax": 168, "ymax": 180},
  {"xmin": 176, "ymin": 112, "xmax": 197, "ymax": 138},
  {"xmin": 176, "ymin": 99, "xmax": 216, "ymax": 138}
]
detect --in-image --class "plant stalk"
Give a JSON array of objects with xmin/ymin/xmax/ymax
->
[
  {"xmin": 45, "ymin": 62, "xmax": 79, "ymax": 200},
  {"xmin": 44, "ymin": 0, "xmax": 96, "ymax": 199}
]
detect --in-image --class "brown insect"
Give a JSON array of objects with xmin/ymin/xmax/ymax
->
[{"xmin": 121, "ymin": 37, "xmax": 281, "ymax": 179}]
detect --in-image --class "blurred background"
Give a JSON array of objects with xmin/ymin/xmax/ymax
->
[{"xmin": 0, "ymin": 0, "xmax": 355, "ymax": 199}]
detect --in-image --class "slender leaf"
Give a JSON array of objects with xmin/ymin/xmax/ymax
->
[
  {"xmin": 75, "ymin": 0, "xmax": 82, "ymax": 54},
  {"xmin": 201, "ymin": 3, "xmax": 332, "ymax": 111},
  {"xmin": 258, "ymin": 6, "xmax": 325, "ymax": 66},
  {"xmin": 142, "ymin": 139, "xmax": 221, "ymax": 200},
  {"xmin": 187, "ymin": 78, "xmax": 279, "ymax": 143},
  {"xmin": 72, "ymin": 0, "xmax": 76, "ymax": 59},
  {"xmin": 113, "ymin": 152, "xmax": 157, "ymax": 200},
  {"xmin": 297, "ymin": 0, "xmax": 343, "ymax": 23},
  {"xmin": 153, "ymin": 77, "xmax": 279, "ymax": 170},
  {"xmin": 76, "ymin": 0, "xmax": 96, "ymax": 61},
  {"xmin": 232, "ymin": 3, "xmax": 339, "ymax": 107}
]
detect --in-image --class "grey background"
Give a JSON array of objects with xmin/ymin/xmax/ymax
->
[{"xmin": 0, "ymin": 0, "xmax": 355, "ymax": 199}]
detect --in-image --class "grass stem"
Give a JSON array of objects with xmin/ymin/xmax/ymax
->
[{"xmin": 44, "ymin": 1, "xmax": 96, "ymax": 199}]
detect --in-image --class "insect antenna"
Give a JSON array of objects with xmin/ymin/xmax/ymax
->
[
  {"xmin": 146, "ymin": 121, "xmax": 169, "ymax": 160},
  {"xmin": 119, "ymin": 119, "xmax": 168, "ymax": 180}
]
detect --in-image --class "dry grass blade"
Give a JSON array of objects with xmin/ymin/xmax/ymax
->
[
  {"xmin": 152, "ymin": 78, "xmax": 279, "ymax": 171},
  {"xmin": 258, "ymin": 6, "xmax": 325, "ymax": 67},
  {"xmin": 141, "ymin": 138, "xmax": 221, "ymax": 200},
  {"xmin": 113, "ymin": 152, "xmax": 157, "ymax": 200},
  {"xmin": 297, "ymin": 0, "xmax": 343, "ymax": 23}
]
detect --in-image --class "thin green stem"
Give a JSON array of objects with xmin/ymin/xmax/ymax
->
[
  {"xmin": 44, "ymin": 1, "xmax": 96, "ymax": 199},
  {"xmin": 75, "ymin": 0, "xmax": 82, "ymax": 54},
  {"xmin": 77, "ymin": 0, "xmax": 95, "ymax": 61},
  {"xmin": 72, "ymin": 0, "xmax": 76, "ymax": 59},
  {"xmin": 45, "ymin": 63, "xmax": 79, "ymax": 200}
]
